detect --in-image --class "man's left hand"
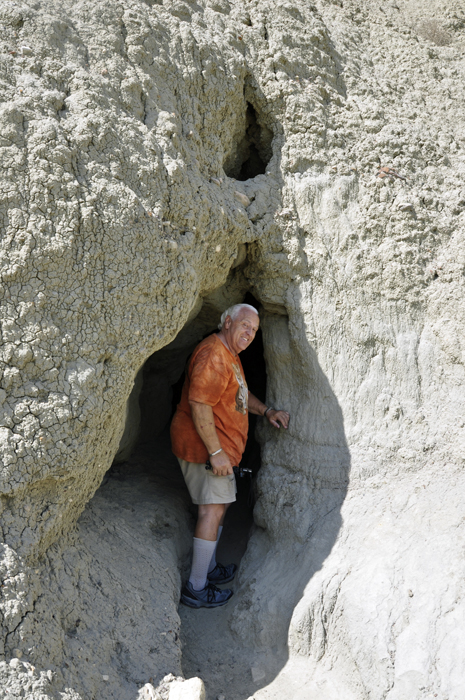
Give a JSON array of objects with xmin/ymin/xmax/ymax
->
[{"xmin": 266, "ymin": 409, "xmax": 290, "ymax": 430}]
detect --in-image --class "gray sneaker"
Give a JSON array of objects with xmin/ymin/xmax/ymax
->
[
  {"xmin": 207, "ymin": 562, "xmax": 237, "ymax": 585},
  {"xmin": 180, "ymin": 581, "xmax": 233, "ymax": 608}
]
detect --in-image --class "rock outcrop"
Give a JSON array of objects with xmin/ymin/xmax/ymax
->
[{"xmin": 0, "ymin": 0, "xmax": 464, "ymax": 697}]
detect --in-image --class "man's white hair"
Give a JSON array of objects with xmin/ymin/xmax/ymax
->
[{"xmin": 218, "ymin": 303, "xmax": 259, "ymax": 330}]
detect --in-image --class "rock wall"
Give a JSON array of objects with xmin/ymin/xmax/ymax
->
[
  {"xmin": 0, "ymin": 0, "xmax": 464, "ymax": 697},
  {"xmin": 232, "ymin": 2, "xmax": 465, "ymax": 699},
  {"xmin": 0, "ymin": 0, "xmax": 260, "ymax": 562}
]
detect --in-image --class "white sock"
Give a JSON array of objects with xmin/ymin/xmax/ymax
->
[
  {"xmin": 189, "ymin": 537, "xmax": 217, "ymax": 591},
  {"xmin": 208, "ymin": 525, "xmax": 223, "ymax": 574}
]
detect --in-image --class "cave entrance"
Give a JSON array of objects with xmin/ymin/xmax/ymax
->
[
  {"xmin": 223, "ymin": 103, "xmax": 273, "ymax": 181},
  {"xmin": 112, "ymin": 293, "xmax": 267, "ymax": 568}
]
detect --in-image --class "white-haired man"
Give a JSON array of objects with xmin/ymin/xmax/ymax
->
[{"xmin": 171, "ymin": 303, "xmax": 290, "ymax": 608}]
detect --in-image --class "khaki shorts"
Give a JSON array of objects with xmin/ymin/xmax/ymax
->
[{"xmin": 177, "ymin": 458, "xmax": 236, "ymax": 505}]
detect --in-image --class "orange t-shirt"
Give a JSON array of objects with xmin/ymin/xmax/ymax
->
[{"xmin": 170, "ymin": 334, "xmax": 249, "ymax": 466}]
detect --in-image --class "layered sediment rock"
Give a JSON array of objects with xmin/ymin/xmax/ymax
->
[{"xmin": 0, "ymin": 0, "xmax": 464, "ymax": 697}]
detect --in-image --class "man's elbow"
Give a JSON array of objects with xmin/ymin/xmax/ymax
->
[{"xmin": 188, "ymin": 399, "xmax": 208, "ymax": 412}]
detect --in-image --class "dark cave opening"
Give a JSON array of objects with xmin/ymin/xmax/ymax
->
[
  {"xmin": 224, "ymin": 103, "xmax": 273, "ymax": 182},
  {"xmin": 238, "ymin": 140, "xmax": 266, "ymax": 182},
  {"xmin": 111, "ymin": 293, "xmax": 268, "ymax": 568},
  {"xmin": 236, "ymin": 293, "xmax": 267, "ymax": 478}
]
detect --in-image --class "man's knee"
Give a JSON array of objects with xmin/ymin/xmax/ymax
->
[{"xmin": 198, "ymin": 503, "xmax": 226, "ymax": 522}]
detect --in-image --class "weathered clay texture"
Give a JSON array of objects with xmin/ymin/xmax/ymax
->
[{"xmin": 0, "ymin": 0, "xmax": 464, "ymax": 697}]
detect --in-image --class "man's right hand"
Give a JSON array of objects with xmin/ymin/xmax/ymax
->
[{"xmin": 209, "ymin": 450, "xmax": 233, "ymax": 476}]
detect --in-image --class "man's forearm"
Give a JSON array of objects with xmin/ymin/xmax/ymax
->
[
  {"xmin": 189, "ymin": 401, "xmax": 222, "ymax": 454},
  {"xmin": 189, "ymin": 401, "xmax": 232, "ymax": 474},
  {"xmin": 248, "ymin": 392, "xmax": 268, "ymax": 416}
]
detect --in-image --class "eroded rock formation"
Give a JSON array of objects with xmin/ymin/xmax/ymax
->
[{"xmin": 0, "ymin": 0, "xmax": 464, "ymax": 697}]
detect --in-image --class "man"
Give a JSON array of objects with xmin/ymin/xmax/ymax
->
[{"xmin": 170, "ymin": 303, "xmax": 290, "ymax": 608}]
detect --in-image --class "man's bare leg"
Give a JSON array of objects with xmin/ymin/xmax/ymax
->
[{"xmin": 194, "ymin": 503, "xmax": 229, "ymax": 540}]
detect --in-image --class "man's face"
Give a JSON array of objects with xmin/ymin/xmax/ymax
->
[{"xmin": 224, "ymin": 308, "xmax": 259, "ymax": 355}]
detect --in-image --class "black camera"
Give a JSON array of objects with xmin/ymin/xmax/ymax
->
[
  {"xmin": 205, "ymin": 460, "xmax": 252, "ymax": 478},
  {"xmin": 233, "ymin": 466, "xmax": 252, "ymax": 478}
]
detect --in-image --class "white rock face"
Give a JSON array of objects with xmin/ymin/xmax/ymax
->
[
  {"xmin": 0, "ymin": 0, "xmax": 464, "ymax": 697},
  {"xmin": 168, "ymin": 676, "xmax": 206, "ymax": 700}
]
